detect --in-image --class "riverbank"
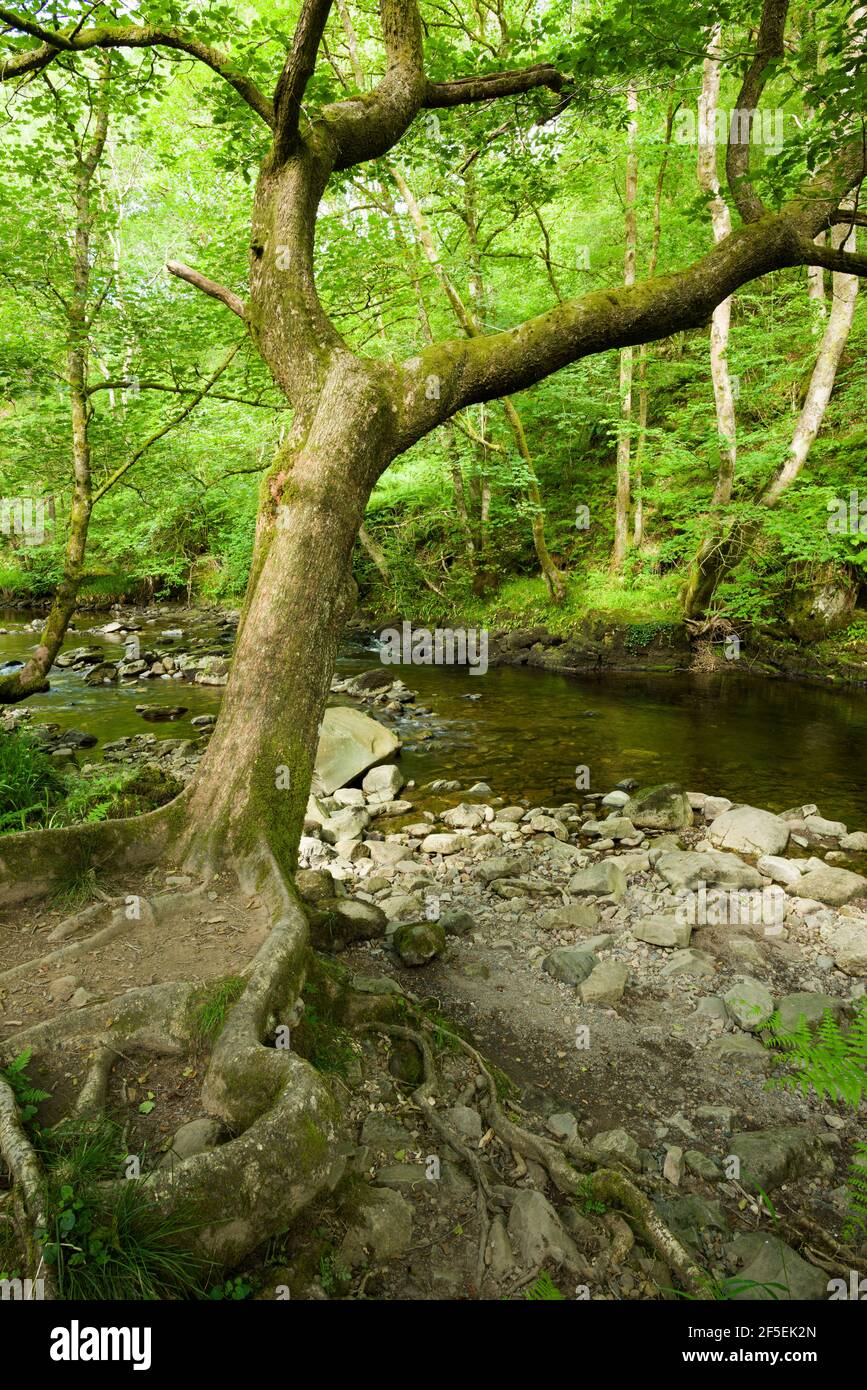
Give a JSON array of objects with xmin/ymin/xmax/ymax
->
[{"xmin": 350, "ymin": 607, "xmax": 867, "ymax": 688}]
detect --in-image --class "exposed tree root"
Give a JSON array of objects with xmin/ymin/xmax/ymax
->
[
  {"xmin": 0, "ymin": 822, "xmax": 346, "ymax": 1285},
  {"xmin": 0, "ymin": 790, "xmax": 191, "ymax": 908},
  {"xmin": 0, "ymin": 1072, "xmax": 54, "ymax": 1295},
  {"xmin": 418, "ymin": 1018, "xmax": 706, "ymax": 1297}
]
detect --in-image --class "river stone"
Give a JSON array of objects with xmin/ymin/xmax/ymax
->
[
  {"xmin": 589, "ymin": 1127, "xmax": 642, "ymax": 1172},
  {"xmin": 622, "ymin": 782, "xmax": 693, "ymax": 830},
  {"xmin": 579, "ymin": 960, "xmax": 628, "ymax": 1005},
  {"xmin": 313, "ymin": 706, "xmax": 401, "ymax": 795},
  {"xmin": 360, "ymin": 1113, "xmax": 413, "ymax": 1153},
  {"xmin": 332, "ymin": 787, "xmax": 365, "ymax": 807},
  {"xmin": 393, "ymin": 920, "xmax": 446, "ymax": 966},
  {"xmin": 568, "ymin": 861, "xmax": 627, "ymax": 900},
  {"xmin": 582, "ymin": 815, "xmax": 637, "ymax": 841},
  {"xmin": 631, "ymin": 915, "xmax": 691, "ymax": 948},
  {"xmin": 777, "ymin": 991, "xmax": 847, "ymax": 1031},
  {"xmin": 728, "ymin": 1126, "xmax": 825, "ymax": 1190},
  {"xmin": 705, "ymin": 1034, "xmax": 772, "ymax": 1069},
  {"xmin": 340, "ymin": 1188, "xmax": 413, "ymax": 1267},
  {"xmin": 476, "ymin": 854, "xmax": 531, "ymax": 882},
  {"xmin": 380, "ymin": 892, "xmax": 424, "ymax": 922},
  {"xmin": 655, "ymin": 850, "xmax": 762, "ymax": 892},
  {"xmin": 295, "ymin": 868, "xmax": 341, "ymax": 904},
  {"xmin": 442, "ymin": 802, "xmax": 487, "ymax": 830},
  {"xmin": 840, "ymin": 831, "xmax": 867, "ymax": 852},
  {"xmin": 362, "ymin": 763, "xmax": 404, "ymax": 797},
  {"xmin": 445, "ymin": 1105, "xmax": 483, "ymax": 1141},
  {"xmin": 439, "ymin": 909, "xmax": 476, "ymax": 937},
  {"xmin": 722, "ymin": 976, "xmax": 774, "ymax": 1031},
  {"xmin": 546, "ymin": 1112, "xmax": 579, "ymax": 1141},
  {"xmin": 310, "ymin": 897, "xmax": 386, "ymax": 949},
  {"xmin": 660, "ymin": 948, "xmax": 716, "ymax": 979},
  {"xmin": 366, "ymin": 840, "xmax": 410, "ymax": 867},
  {"xmin": 83, "ymin": 661, "xmax": 118, "ymax": 685},
  {"xmin": 420, "ymin": 832, "xmax": 469, "ymax": 855},
  {"xmin": 543, "ymin": 946, "xmax": 599, "ymax": 986},
  {"xmin": 160, "ymin": 1117, "xmax": 223, "ymax": 1165},
  {"xmin": 791, "ymin": 865, "xmax": 867, "ymax": 906},
  {"xmin": 320, "ymin": 806, "xmax": 371, "ymax": 844},
  {"xmin": 507, "ymin": 1190, "xmax": 586, "ymax": 1275},
  {"xmin": 601, "ymin": 789, "xmax": 630, "ymax": 810},
  {"xmin": 826, "ymin": 921, "xmax": 867, "ymax": 975},
  {"xmin": 727, "ymin": 1233, "xmax": 827, "ymax": 1301},
  {"xmin": 756, "ymin": 854, "xmax": 802, "ymax": 886},
  {"xmin": 702, "ymin": 796, "xmax": 733, "ymax": 821},
  {"xmin": 805, "ymin": 814, "xmax": 847, "ymax": 840},
  {"xmin": 540, "ymin": 902, "xmax": 600, "ymax": 932},
  {"xmin": 708, "ymin": 806, "xmax": 790, "ymax": 856}
]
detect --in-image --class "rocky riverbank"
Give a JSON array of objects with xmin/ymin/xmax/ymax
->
[{"xmin": 285, "ymin": 769, "xmax": 867, "ymax": 1299}]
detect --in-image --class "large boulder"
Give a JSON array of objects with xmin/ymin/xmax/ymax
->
[
  {"xmin": 623, "ymin": 783, "xmax": 693, "ymax": 830},
  {"xmin": 728, "ymin": 1126, "xmax": 825, "ymax": 1190},
  {"xmin": 313, "ymin": 707, "xmax": 401, "ymax": 795},
  {"xmin": 727, "ymin": 1233, "xmax": 827, "ymax": 1301},
  {"xmin": 708, "ymin": 806, "xmax": 790, "ymax": 857}
]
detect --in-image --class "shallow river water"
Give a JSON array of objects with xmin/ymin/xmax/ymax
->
[{"xmin": 2, "ymin": 608, "xmax": 866, "ymax": 827}]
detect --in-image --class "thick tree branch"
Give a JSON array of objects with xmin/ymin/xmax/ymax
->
[
  {"xmin": 166, "ymin": 261, "xmax": 248, "ymax": 320},
  {"xmin": 274, "ymin": 0, "xmax": 335, "ymax": 160},
  {"xmin": 424, "ymin": 64, "xmax": 568, "ymax": 108},
  {"xmin": 0, "ymin": 9, "xmax": 274, "ymax": 125},
  {"xmin": 725, "ymin": 0, "xmax": 789, "ymax": 223},
  {"xmin": 397, "ymin": 185, "xmax": 867, "ymax": 450}
]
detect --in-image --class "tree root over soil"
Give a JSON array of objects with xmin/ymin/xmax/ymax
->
[
  {"xmin": 0, "ymin": 810, "xmax": 346, "ymax": 1288},
  {"xmin": 362, "ymin": 1018, "xmax": 706, "ymax": 1298}
]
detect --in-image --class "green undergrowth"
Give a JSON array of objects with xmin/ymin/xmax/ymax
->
[
  {"xmin": 0, "ymin": 733, "xmax": 182, "ymax": 836},
  {"xmin": 193, "ymin": 976, "xmax": 246, "ymax": 1042}
]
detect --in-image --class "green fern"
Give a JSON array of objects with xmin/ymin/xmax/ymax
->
[
  {"xmin": 1, "ymin": 1048, "xmax": 52, "ymax": 1130},
  {"xmin": 760, "ymin": 1001, "xmax": 867, "ymax": 1236},
  {"xmin": 759, "ymin": 1002, "xmax": 867, "ymax": 1107},
  {"xmin": 523, "ymin": 1271, "xmax": 566, "ymax": 1300}
]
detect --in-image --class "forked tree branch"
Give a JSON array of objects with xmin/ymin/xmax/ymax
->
[
  {"xmin": 166, "ymin": 261, "xmax": 248, "ymax": 320},
  {"xmin": 0, "ymin": 8, "xmax": 274, "ymax": 124}
]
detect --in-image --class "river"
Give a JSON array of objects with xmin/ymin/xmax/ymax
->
[{"xmin": 2, "ymin": 606, "xmax": 866, "ymax": 828}]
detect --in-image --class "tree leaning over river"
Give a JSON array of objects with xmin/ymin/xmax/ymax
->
[
  {"xmin": 1, "ymin": 0, "xmax": 866, "ymax": 1284},
  {"xmin": 3, "ymin": 0, "xmax": 864, "ymax": 878}
]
